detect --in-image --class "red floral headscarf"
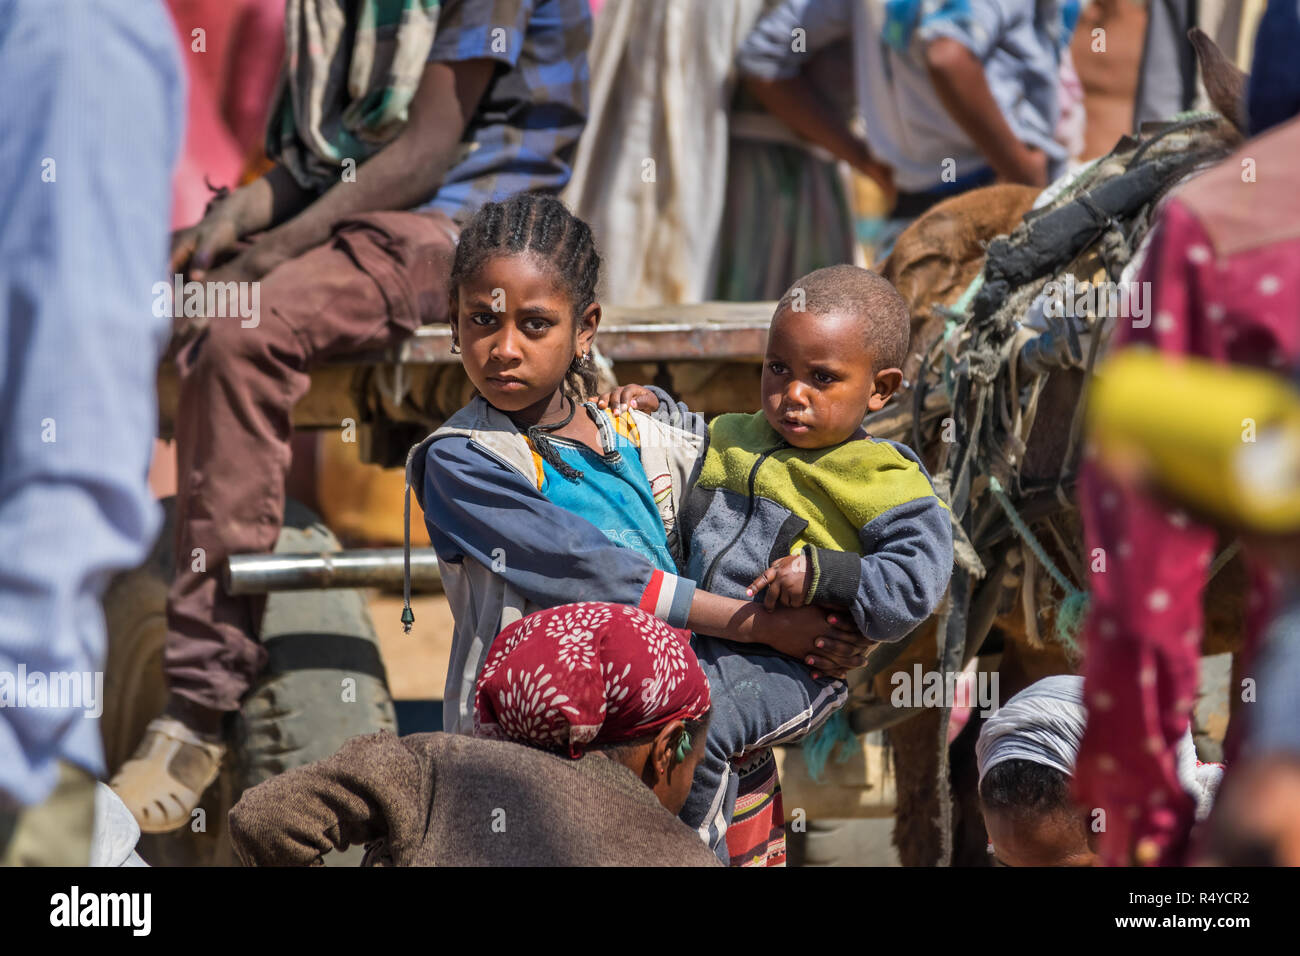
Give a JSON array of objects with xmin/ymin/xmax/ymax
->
[{"xmin": 474, "ymin": 602, "xmax": 712, "ymax": 758}]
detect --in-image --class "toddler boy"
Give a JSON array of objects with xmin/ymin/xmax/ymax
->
[{"xmin": 599, "ymin": 265, "xmax": 953, "ymax": 856}]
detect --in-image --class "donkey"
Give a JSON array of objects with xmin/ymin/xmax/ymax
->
[{"xmin": 862, "ymin": 28, "xmax": 1251, "ymax": 867}]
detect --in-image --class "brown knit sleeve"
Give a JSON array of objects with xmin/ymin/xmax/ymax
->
[{"xmin": 228, "ymin": 731, "xmax": 437, "ymax": 866}]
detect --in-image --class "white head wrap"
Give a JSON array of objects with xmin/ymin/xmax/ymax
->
[
  {"xmin": 90, "ymin": 782, "xmax": 148, "ymax": 867},
  {"xmin": 976, "ymin": 675, "xmax": 1222, "ymax": 821}
]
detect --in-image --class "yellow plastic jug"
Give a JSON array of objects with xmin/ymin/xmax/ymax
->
[{"xmin": 1087, "ymin": 349, "xmax": 1300, "ymax": 533}]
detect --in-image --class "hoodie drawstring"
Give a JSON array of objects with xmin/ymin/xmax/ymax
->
[
  {"xmin": 400, "ymin": 394, "xmax": 579, "ymax": 635},
  {"xmin": 401, "ymin": 443, "xmax": 417, "ymax": 634}
]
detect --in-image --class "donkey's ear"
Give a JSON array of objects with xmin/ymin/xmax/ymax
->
[{"xmin": 1189, "ymin": 26, "xmax": 1249, "ymax": 135}]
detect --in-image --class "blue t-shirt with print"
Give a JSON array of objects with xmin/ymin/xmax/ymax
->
[{"xmin": 538, "ymin": 419, "xmax": 677, "ymax": 577}]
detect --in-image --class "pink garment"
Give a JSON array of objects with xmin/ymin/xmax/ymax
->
[
  {"xmin": 1075, "ymin": 116, "xmax": 1300, "ymax": 865},
  {"xmin": 165, "ymin": 0, "xmax": 285, "ymax": 229}
]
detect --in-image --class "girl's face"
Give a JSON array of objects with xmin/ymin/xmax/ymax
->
[{"xmin": 451, "ymin": 253, "xmax": 599, "ymax": 417}]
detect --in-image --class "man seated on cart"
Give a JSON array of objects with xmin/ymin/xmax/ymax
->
[{"xmin": 110, "ymin": 0, "xmax": 593, "ymax": 833}]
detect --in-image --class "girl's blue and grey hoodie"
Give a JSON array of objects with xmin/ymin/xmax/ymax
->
[{"xmin": 404, "ymin": 395, "xmax": 708, "ymax": 733}]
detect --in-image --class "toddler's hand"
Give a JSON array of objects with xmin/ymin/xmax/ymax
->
[
  {"xmin": 595, "ymin": 384, "xmax": 659, "ymax": 416},
  {"xmin": 747, "ymin": 553, "xmax": 812, "ymax": 610}
]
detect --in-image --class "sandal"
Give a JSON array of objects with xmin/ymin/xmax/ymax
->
[{"xmin": 108, "ymin": 717, "xmax": 226, "ymax": 834}]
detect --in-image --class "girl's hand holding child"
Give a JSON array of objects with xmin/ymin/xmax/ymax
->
[
  {"xmin": 746, "ymin": 603, "xmax": 874, "ymax": 680},
  {"xmin": 748, "ymin": 555, "xmax": 877, "ymax": 679}
]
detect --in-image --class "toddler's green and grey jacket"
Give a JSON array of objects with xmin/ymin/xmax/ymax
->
[{"xmin": 650, "ymin": 388, "xmax": 954, "ymax": 643}]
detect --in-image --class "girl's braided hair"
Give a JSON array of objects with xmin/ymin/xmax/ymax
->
[{"xmin": 450, "ymin": 193, "xmax": 602, "ymax": 400}]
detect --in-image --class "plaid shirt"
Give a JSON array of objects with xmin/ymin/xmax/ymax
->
[{"xmin": 422, "ymin": 0, "xmax": 591, "ymax": 222}]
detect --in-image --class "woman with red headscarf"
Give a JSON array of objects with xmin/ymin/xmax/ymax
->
[{"xmin": 228, "ymin": 603, "xmax": 718, "ymax": 866}]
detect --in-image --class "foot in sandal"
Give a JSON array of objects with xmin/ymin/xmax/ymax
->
[{"xmin": 109, "ymin": 698, "xmax": 226, "ymax": 834}]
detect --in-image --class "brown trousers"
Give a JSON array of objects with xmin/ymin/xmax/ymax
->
[{"xmin": 166, "ymin": 211, "xmax": 457, "ymax": 712}]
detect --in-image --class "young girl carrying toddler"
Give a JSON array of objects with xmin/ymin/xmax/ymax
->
[{"xmin": 403, "ymin": 194, "xmax": 871, "ymax": 860}]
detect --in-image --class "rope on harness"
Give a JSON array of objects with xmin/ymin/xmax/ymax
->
[
  {"xmin": 936, "ymin": 273, "xmax": 987, "ymax": 400},
  {"xmin": 983, "ymin": 482, "xmax": 1238, "ymax": 658},
  {"xmin": 1208, "ymin": 540, "xmax": 1241, "ymax": 581},
  {"xmin": 951, "ymin": 271, "xmax": 985, "ymax": 317},
  {"xmin": 988, "ymin": 475, "xmax": 1085, "ymax": 653},
  {"xmin": 935, "ymin": 566, "xmax": 971, "ymax": 867}
]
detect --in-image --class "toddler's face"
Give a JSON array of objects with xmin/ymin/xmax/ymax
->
[{"xmin": 761, "ymin": 308, "xmax": 900, "ymax": 449}]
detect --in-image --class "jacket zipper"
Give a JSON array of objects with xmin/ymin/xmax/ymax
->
[{"xmin": 700, "ymin": 445, "xmax": 782, "ymax": 593}]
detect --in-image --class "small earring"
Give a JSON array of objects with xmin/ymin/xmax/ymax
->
[{"xmin": 450, "ymin": 340, "xmax": 461, "ymax": 354}]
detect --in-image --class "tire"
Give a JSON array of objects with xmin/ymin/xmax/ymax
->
[{"xmin": 103, "ymin": 497, "xmax": 396, "ymax": 866}]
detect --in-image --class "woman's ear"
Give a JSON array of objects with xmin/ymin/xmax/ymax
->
[
  {"xmin": 868, "ymin": 367, "xmax": 904, "ymax": 411},
  {"xmin": 650, "ymin": 720, "xmax": 685, "ymax": 781},
  {"xmin": 576, "ymin": 301, "xmax": 601, "ymax": 358}
]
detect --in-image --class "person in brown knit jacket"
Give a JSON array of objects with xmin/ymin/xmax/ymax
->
[{"xmin": 229, "ymin": 603, "xmax": 720, "ymax": 866}]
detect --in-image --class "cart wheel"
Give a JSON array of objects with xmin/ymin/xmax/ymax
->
[{"xmin": 102, "ymin": 497, "xmax": 396, "ymax": 866}]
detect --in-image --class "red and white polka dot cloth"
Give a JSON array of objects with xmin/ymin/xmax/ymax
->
[{"xmin": 1077, "ymin": 115, "xmax": 1300, "ymax": 865}]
